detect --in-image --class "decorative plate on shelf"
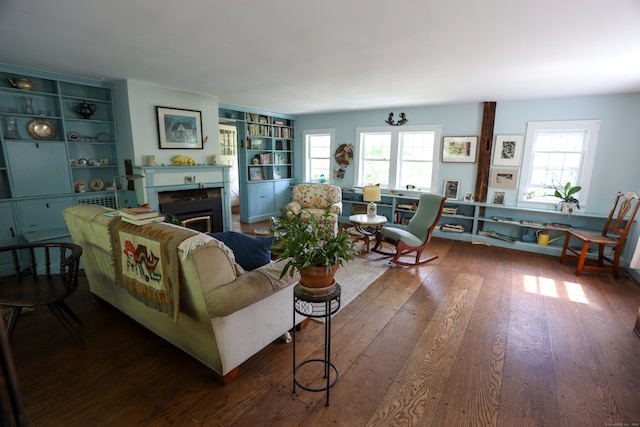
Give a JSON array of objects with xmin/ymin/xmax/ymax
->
[
  {"xmin": 89, "ymin": 178, "xmax": 104, "ymax": 191},
  {"xmin": 95, "ymin": 132, "xmax": 110, "ymax": 142},
  {"xmin": 68, "ymin": 131, "xmax": 81, "ymax": 142},
  {"xmin": 27, "ymin": 119, "xmax": 57, "ymax": 140}
]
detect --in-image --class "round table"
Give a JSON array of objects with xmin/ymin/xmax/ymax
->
[{"xmin": 348, "ymin": 214, "xmax": 388, "ymax": 252}]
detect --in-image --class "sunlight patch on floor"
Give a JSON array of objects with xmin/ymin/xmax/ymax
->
[{"xmin": 522, "ymin": 274, "xmax": 589, "ymax": 304}]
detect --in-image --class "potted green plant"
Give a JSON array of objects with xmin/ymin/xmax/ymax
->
[
  {"xmin": 552, "ymin": 180, "xmax": 581, "ymax": 213},
  {"xmin": 271, "ymin": 208, "xmax": 356, "ymax": 292}
]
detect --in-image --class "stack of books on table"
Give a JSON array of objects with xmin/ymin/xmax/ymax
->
[{"xmin": 119, "ymin": 207, "xmax": 165, "ymax": 226}]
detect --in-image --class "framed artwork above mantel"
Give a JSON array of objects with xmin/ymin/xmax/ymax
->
[{"xmin": 156, "ymin": 106, "xmax": 204, "ymax": 149}]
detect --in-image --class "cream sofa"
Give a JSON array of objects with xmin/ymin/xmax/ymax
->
[{"xmin": 63, "ymin": 204, "xmax": 302, "ymax": 384}]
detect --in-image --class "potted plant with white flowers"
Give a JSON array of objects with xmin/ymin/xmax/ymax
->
[{"xmin": 552, "ymin": 180, "xmax": 581, "ymax": 214}]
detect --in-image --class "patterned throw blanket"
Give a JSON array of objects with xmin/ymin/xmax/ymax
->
[{"xmin": 109, "ymin": 219, "xmax": 197, "ymax": 322}]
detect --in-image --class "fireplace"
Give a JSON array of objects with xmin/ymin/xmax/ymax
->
[{"xmin": 158, "ymin": 188, "xmax": 223, "ymax": 233}]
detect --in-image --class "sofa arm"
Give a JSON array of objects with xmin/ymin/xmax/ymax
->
[
  {"xmin": 286, "ymin": 201, "xmax": 302, "ymax": 213},
  {"xmin": 330, "ymin": 201, "xmax": 343, "ymax": 215},
  {"xmin": 204, "ymin": 262, "xmax": 299, "ymax": 317}
]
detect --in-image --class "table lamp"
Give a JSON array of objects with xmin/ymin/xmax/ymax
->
[
  {"xmin": 363, "ymin": 185, "xmax": 381, "ymax": 218},
  {"xmin": 113, "ymin": 174, "xmax": 145, "ymax": 209}
]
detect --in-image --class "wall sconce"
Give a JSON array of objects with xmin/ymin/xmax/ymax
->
[
  {"xmin": 385, "ymin": 112, "xmax": 407, "ymax": 126},
  {"xmin": 113, "ymin": 174, "xmax": 145, "ymax": 209}
]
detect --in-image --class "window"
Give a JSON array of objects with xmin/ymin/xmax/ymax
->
[
  {"xmin": 517, "ymin": 120, "xmax": 600, "ymax": 208},
  {"xmin": 356, "ymin": 125, "xmax": 441, "ymax": 190},
  {"xmin": 303, "ymin": 129, "xmax": 333, "ymax": 182}
]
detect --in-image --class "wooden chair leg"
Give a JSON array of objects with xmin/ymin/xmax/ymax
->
[
  {"xmin": 5, "ymin": 308, "xmax": 21, "ymax": 338},
  {"xmin": 57, "ymin": 301, "xmax": 82, "ymax": 325},
  {"xmin": 0, "ymin": 313, "xmax": 27, "ymax": 427},
  {"xmin": 47, "ymin": 304, "xmax": 86, "ymax": 349},
  {"xmin": 575, "ymin": 242, "xmax": 590, "ymax": 276},
  {"xmin": 560, "ymin": 232, "xmax": 571, "ymax": 264}
]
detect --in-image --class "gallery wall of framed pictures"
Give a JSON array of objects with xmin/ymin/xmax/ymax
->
[{"xmin": 438, "ymin": 134, "xmax": 525, "ymax": 206}]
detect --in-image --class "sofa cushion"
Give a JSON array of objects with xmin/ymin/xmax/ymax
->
[{"xmin": 209, "ymin": 231, "xmax": 275, "ymax": 271}]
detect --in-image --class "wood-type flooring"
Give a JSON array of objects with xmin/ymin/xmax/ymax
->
[{"xmin": 3, "ymin": 217, "xmax": 640, "ymax": 426}]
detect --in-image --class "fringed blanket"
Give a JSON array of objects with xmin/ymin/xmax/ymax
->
[{"xmin": 109, "ymin": 219, "xmax": 197, "ymax": 322}]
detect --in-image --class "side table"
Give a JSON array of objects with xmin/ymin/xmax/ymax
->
[
  {"xmin": 348, "ymin": 214, "xmax": 388, "ymax": 252},
  {"xmin": 292, "ymin": 283, "xmax": 341, "ymax": 406}
]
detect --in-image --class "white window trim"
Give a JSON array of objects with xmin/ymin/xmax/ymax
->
[
  {"xmin": 517, "ymin": 120, "xmax": 600, "ymax": 210},
  {"xmin": 354, "ymin": 125, "xmax": 441, "ymax": 191},
  {"xmin": 303, "ymin": 128, "xmax": 334, "ymax": 183}
]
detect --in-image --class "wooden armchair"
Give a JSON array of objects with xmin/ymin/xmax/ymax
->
[
  {"xmin": 373, "ymin": 193, "xmax": 446, "ymax": 266},
  {"xmin": 560, "ymin": 191, "xmax": 640, "ymax": 278},
  {"xmin": 0, "ymin": 242, "xmax": 85, "ymax": 348}
]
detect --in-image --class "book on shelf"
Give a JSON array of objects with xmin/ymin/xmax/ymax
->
[
  {"xmin": 521, "ymin": 219, "xmax": 544, "ymax": 227},
  {"xmin": 443, "ymin": 207, "xmax": 459, "ymax": 215},
  {"xmin": 485, "ymin": 230, "xmax": 517, "ymax": 243},
  {"xmin": 119, "ymin": 207, "xmax": 161, "ymax": 220},
  {"xmin": 121, "ymin": 215, "xmax": 165, "ymax": 226},
  {"xmin": 546, "ymin": 222, "xmax": 572, "ymax": 230},
  {"xmin": 441, "ymin": 223, "xmax": 466, "ymax": 233},
  {"xmin": 397, "ymin": 203, "xmax": 415, "ymax": 210},
  {"xmin": 492, "ymin": 216, "xmax": 519, "ymax": 224}
]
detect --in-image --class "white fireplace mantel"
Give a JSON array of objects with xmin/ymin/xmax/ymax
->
[{"xmin": 133, "ymin": 165, "xmax": 233, "ymax": 232}]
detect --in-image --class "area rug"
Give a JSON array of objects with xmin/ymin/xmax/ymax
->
[{"xmin": 314, "ymin": 257, "xmax": 390, "ymax": 321}]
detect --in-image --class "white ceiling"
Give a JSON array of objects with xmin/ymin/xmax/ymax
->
[{"xmin": 1, "ymin": 0, "xmax": 639, "ymax": 115}]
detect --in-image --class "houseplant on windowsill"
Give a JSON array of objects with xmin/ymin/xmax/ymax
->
[
  {"xmin": 271, "ymin": 208, "xmax": 356, "ymax": 293},
  {"xmin": 552, "ymin": 181, "xmax": 581, "ymax": 214}
]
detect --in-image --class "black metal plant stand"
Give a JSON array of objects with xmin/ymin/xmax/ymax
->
[{"xmin": 292, "ymin": 283, "xmax": 341, "ymax": 406}]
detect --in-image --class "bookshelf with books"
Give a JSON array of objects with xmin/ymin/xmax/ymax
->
[
  {"xmin": 339, "ymin": 189, "xmax": 610, "ymax": 257},
  {"xmin": 219, "ymin": 105, "xmax": 295, "ymax": 223}
]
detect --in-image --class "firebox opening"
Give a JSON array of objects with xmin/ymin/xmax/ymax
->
[{"xmin": 158, "ymin": 188, "xmax": 223, "ymax": 233}]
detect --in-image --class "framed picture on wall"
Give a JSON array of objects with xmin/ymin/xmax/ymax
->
[
  {"xmin": 443, "ymin": 179, "xmax": 460, "ymax": 200},
  {"xmin": 491, "ymin": 169, "xmax": 519, "ymax": 189},
  {"xmin": 493, "ymin": 191, "xmax": 506, "ymax": 205},
  {"xmin": 442, "ymin": 136, "xmax": 478, "ymax": 163},
  {"xmin": 493, "ymin": 135, "xmax": 524, "ymax": 166},
  {"xmin": 156, "ymin": 106, "xmax": 203, "ymax": 149}
]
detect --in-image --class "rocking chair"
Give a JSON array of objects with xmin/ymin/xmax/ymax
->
[
  {"xmin": 560, "ymin": 191, "xmax": 640, "ymax": 278},
  {"xmin": 373, "ymin": 193, "xmax": 446, "ymax": 266}
]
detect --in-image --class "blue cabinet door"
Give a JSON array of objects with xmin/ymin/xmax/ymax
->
[
  {"xmin": 0, "ymin": 203, "xmax": 19, "ymax": 274},
  {"xmin": 246, "ymin": 182, "xmax": 275, "ymax": 221},
  {"xmin": 5, "ymin": 141, "xmax": 72, "ymax": 197}
]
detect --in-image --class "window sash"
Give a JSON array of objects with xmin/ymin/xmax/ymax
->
[
  {"xmin": 356, "ymin": 125, "xmax": 441, "ymax": 190},
  {"xmin": 518, "ymin": 120, "xmax": 600, "ymax": 207},
  {"xmin": 304, "ymin": 130, "xmax": 333, "ymax": 182}
]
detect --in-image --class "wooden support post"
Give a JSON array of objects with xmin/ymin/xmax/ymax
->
[{"xmin": 474, "ymin": 102, "xmax": 497, "ymax": 203}]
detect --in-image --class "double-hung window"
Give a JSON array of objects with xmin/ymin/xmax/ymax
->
[
  {"xmin": 356, "ymin": 125, "xmax": 441, "ymax": 190},
  {"xmin": 303, "ymin": 129, "xmax": 333, "ymax": 182},
  {"xmin": 517, "ymin": 120, "xmax": 600, "ymax": 208}
]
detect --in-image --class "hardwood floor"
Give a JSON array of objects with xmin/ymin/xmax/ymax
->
[{"xmin": 3, "ymin": 216, "xmax": 640, "ymax": 426}]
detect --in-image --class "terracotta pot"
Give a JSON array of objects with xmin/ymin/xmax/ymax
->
[{"xmin": 299, "ymin": 265, "xmax": 338, "ymax": 291}]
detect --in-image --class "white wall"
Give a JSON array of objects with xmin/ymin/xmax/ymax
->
[{"xmin": 114, "ymin": 79, "xmax": 220, "ymax": 171}]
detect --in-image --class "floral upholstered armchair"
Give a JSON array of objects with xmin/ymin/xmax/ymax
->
[{"xmin": 285, "ymin": 184, "xmax": 342, "ymax": 232}]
